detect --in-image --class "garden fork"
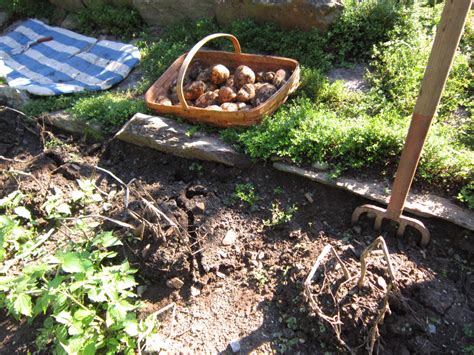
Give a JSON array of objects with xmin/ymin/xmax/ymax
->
[{"xmin": 352, "ymin": 0, "xmax": 471, "ymax": 247}]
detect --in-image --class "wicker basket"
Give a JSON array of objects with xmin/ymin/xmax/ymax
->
[{"xmin": 145, "ymin": 33, "xmax": 300, "ymax": 127}]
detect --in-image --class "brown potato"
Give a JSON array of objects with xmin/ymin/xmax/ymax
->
[
  {"xmin": 184, "ymin": 81, "xmax": 207, "ymax": 101},
  {"xmin": 195, "ymin": 91, "xmax": 219, "ymax": 108},
  {"xmin": 225, "ymin": 74, "xmax": 235, "ymax": 88},
  {"xmin": 210, "ymin": 64, "xmax": 230, "ymax": 85},
  {"xmin": 252, "ymin": 83, "xmax": 277, "ymax": 106},
  {"xmin": 221, "ymin": 102, "xmax": 239, "ymax": 111},
  {"xmin": 206, "ymin": 82, "xmax": 219, "ymax": 92},
  {"xmin": 218, "ymin": 86, "xmax": 237, "ymax": 104},
  {"xmin": 236, "ymin": 84, "xmax": 256, "ymax": 103},
  {"xmin": 234, "ymin": 65, "xmax": 255, "ymax": 89},
  {"xmin": 273, "ymin": 69, "xmax": 287, "ymax": 87},
  {"xmin": 155, "ymin": 95, "xmax": 172, "ymax": 106}
]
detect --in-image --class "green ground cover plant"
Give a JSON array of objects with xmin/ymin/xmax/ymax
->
[
  {"xmin": 74, "ymin": 2, "xmax": 144, "ymax": 39},
  {"xmin": 0, "ymin": 182, "xmax": 159, "ymax": 353},
  {"xmin": 0, "ymin": 0, "xmax": 55, "ymax": 21},
  {"xmin": 11, "ymin": 0, "xmax": 473, "ymax": 207}
]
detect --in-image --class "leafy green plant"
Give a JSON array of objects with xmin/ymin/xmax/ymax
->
[
  {"xmin": 0, "ymin": 191, "xmax": 34, "ymax": 262},
  {"xmin": 458, "ymin": 182, "xmax": 474, "ymax": 209},
  {"xmin": 75, "ymin": 2, "xmax": 144, "ymax": 38},
  {"xmin": 0, "ymin": 0, "xmax": 54, "ymax": 21},
  {"xmin": 263, "ymin": 202, "xmax": 298, "ymax": 227},
  {"xmin": 68, "ymin": 92, "xmax": 147, "ymax": 131},
  {"xmin": 232, "ymin": 183, "xmax": 258, "ymax": 207},
  {"xmin": 0, "ymin": 233, "xmax": 157, "ymax": 354},
  {"xmin": 0, "ymin": 181, "xmax": 160, "ymax": 353}
]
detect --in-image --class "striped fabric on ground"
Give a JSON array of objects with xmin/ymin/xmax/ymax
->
[{"xmin": 0, "ymin": 19, "xmax": 141, "ymax": 96}]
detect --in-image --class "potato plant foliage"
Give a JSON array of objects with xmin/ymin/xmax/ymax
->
[{"xmin": 0, "ymin": 182, "xmax": 158, "ymax": 354}]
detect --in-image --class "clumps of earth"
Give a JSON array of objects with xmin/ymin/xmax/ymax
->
[{"xmin": 155, "ymin": 62, "xmax": 290, "ymax": 111}]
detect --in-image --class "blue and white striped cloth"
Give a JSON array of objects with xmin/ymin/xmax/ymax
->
[{"xmin": 0, "ymin": 19, "xmax": 141, "ymax": 95}]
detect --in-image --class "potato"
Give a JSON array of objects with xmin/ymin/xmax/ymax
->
[
  {"xmin": 168, "ymin": 78, "xmax": 178, "ymax": 94},
  {"xmin": 169, "ymin": 93, "xmax": 179, "ymax": 105},
  {"xmin": 218, "ymin": 86, "xmax": 237, "ymax": 104},
  {"xmin": 195, "ymin": 91, "xmax": 219, "ymax": 108},
  {"xmin": 234, "ymin": 65, "xmax": 255, "ymax": 89},
  {"xmin": 256, "ymin": 71, "xmax": 264, "ymax": 83},
  {"xmin": 184, "ymin": 81, "xmax": 207, "ymax": 101},
  {"xmin": 236, "ymin": 102, "xmax": 251, "ymax": 111},
  {"xmin": 207, "ymin": 105, "xmax": 222, "ymax": 111},
  {"xmin": 225, "ymin": 74, "xmax": 235, "ymax": 88},
  {"xmin": 155, "ymin": 95, "xmax": 172, "ymax": 106},
  {"xmin": 273, "ymin": 69, "xmax": 287, "ymax": 88},
  {"xmin": 252, "ymin": 83, "xmax": 277, "ymax": 106},
  {"xmin": 236, "ymin": 84, "xmax": 255, "ymax": 103},
  {"xmin": 206, "ymin": 82, "xmax": 219, "ymax": 92},
  {"xmin": 188, "ymin": 61, "xmax": 204, "ymax": 80},
  {"xmin": 221, "ymin": 102, "xmax": 239, "ymax": 111},
  {"xmin": 196, "ymin": 68, "xmax": 210, "ymax": 82},
  {"xmin": 210, "ymin": 64, "xmax": 230, "ymax": 85}
]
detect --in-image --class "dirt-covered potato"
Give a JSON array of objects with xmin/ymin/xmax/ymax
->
[
  {"xmin": 221, "ymin": 102, "xmax": 239, "ymax": 111},
  {"xmin": 155, "ymin": 95, "xmax": 172, "ymax": 106},
  {"xmin": 188, "ymin": 61, "xmax": 204, "ymax": 80},
  {"xmin": 234, "ymin": 65, "xmax": 255, "ymax": 89},
  {"xmin": 252, "ymin": 83, "xmax": 277, "ymax": 106},
  {"xmin": 225, "ymin": 75, "xmax": 235, "ymax": 88},
  {"xmin": 168, "ymin": 78, "xmax": 178, "ymax": 94},
  {"xmin": 210, "ymin": 64, "xmax": 230, "ymax": 85},
  {"xmin": 255, "ymin": 71, "xmax": 264, "ymax": 83},
  {"xmin": 273, "ymin": 69, "xmax": 287, "ymax": 88},
  {"xmin": 236, "ymin": 84, "xmax": 255, "ymax": 103},
  {"xmin": 196, "ymin": 68, "xmax": 210, "ymax": 82},
  {"xmin": 169, "ymin": 93, "xmax": 179, "ymax": 105},
  {"xmin": 184, "ymin": 81, "xmax": 207, "ymax": 101},
  {"xmin": 218, "ymin": 86, "xmax": 237, "ymax": 104},
  {"xmin": 195, "ymin": 91, "xmax": 219, "ymax": 108},
  {"xmin": 206, "ymin": 82, "xmax": 219, "ymax": 92},
  {"xmin": 207, "ymin": 105, "xmax": 222, "ymax": 111},
  {"xmin": 236, "ymin": 102, "xmax": 251, "ymax": 111}
]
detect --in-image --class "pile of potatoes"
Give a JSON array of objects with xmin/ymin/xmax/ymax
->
[{"xmin": 155, "ymin": 62, "xmax": 289, "ymax": 111}]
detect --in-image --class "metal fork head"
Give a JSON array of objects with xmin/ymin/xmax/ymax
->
[{"xmin": 351, "ymin": 204, "xmax": 430, "ymax": 247}]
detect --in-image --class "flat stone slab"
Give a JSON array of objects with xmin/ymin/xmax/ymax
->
[
  {"xmin": 42, "ymin": 110, "xmax": 102, "ymax": 138},
  {"xmin": 273, "ymin": 162, "xmax": 474, "ymax": 231},
  {"xmin": 115, "ymin": 113, "xmax": 252, "ymax": 168}
]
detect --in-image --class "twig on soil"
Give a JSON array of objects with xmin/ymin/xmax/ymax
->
[
  {"xmin": 0, "ymin": 155, "xmax": 28, "ymax": 163},
  {"xmin": 358, "ymin": 236, "xmax": 396, "ymax": 288},
  {"xmin": 59, "ymin": 214, "xmax": 136, "ymax": 229},
  {"xmin": 95, "ymin": 165, "xmax": 127, "ymax": 187},
  {"xmin": 304, "ymin": 237, "xmax": 399, "ymax": 355}
]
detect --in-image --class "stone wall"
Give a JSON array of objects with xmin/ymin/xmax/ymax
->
[{"xmin": 48, "ymin": 0, "xmax": 343, "ymax": 31}]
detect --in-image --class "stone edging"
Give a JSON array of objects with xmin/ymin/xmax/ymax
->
[{"xmin": 273, "ymin": 162, "xmax": 474, "ymax": 232}]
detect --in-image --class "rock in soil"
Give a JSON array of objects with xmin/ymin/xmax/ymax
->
[
  {"xmin": 166, "ymin": 277, "xmax": 184, "ymax": 290},
  {"xmin": 229, "ymin": 339, "xmax": 241, "ymax": 353},
  {"xmin": 222, "ymin": 229, "xmax": 238, "ymax": 246}
]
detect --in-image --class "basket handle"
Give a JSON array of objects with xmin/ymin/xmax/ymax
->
[{"xmin": 176, "ymin": 33, "xmax": 242, "ymax": 110}]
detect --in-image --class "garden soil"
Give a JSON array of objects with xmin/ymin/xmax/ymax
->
[{"xmin": 0, "ymin": 109, "xmax": 473, "ymax": 354}]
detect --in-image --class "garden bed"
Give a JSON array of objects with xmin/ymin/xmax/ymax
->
[{"xmin": 1, "ymin": 109, "xmax": 473, "ymax": 353}]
